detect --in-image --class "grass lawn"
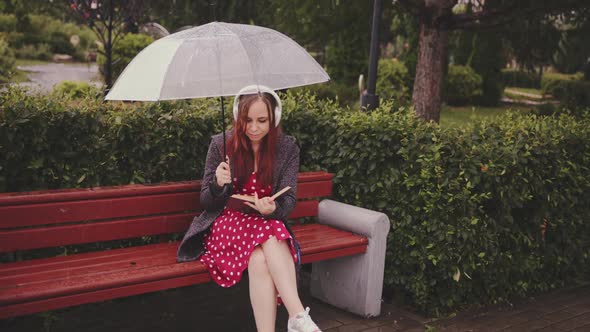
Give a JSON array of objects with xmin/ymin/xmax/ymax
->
[
  {"xmin": 15, "ymin": 59, "xmax": 51, "ymax": 67},
  {"xmin": 9, "ymin": 59, "xmax": 52, "ymax": 83},
  {"xmin": 11, "ymin": 69, "xmax": 30, "ymax": 83},
  {"xmin": 440, "ymin": 105, "xmax": 536, "ymax": 127}
]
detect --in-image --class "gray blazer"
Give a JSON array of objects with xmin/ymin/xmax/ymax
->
[{"xmin": 176, "ymin": 132, "xmax": 300, "ymax": 262}]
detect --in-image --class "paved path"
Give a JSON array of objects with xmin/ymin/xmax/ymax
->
[
  {"xmin": 431, "ymin": 285, "xmax": 590, "ymax": 332},
  {"xmin": 504, "ymin": 88, "xmax": 545, "ymax": 100},
  {"xmin": 1, "ymin": 269, "xmax": 588, "ymax": 332},
  {"xmin": 16, "ymin": 62, "xmax": 101, "ymax": 93}
]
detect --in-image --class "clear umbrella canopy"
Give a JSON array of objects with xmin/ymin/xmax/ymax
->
[{"xmin": 105, "ymin": 22, "xmax": 329, "ymax": 101}]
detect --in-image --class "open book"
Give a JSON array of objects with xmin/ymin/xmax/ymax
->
[{"xmin": 226, "ymin": 186, "xmax": 291, "ymax": 211}]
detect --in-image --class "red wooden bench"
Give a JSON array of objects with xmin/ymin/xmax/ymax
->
[{"xmin": 0, "ymin": 172, "xmax": 369, "ymax": 319}]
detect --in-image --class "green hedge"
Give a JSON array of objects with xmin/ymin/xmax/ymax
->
[
  {"xmin": 547, "ymin": 80, "xmax": 590, "ymax": 108},
  {"xmin": 0, "ymin": 14, "xmax": 96, "ymax": 61},
  {"xmin": 52, "ymin": 80, "xmax": 102, "ymax": 100},
  {"xmin": 0, "ymin": 37, "xmax": 15, "ymax": 83},
  {"xmin": 376, "ymin": 59, "xmax": 410, "ymax": 104},
  {"xmin": 541, "ymin": 72, "xmax": 584, "ymax": 94},
  {"xmin": 501, "ymin": 69, "xmax": 541, "ymax": 88},
  {"xmin": 444, "ymin": 65, "xmax": 482, "ymax": 105},
  {"xmin": 0, "ymin": 88, "xmax": 225, "ymax": 191},
  {"xmin": 1, "ymin": 88, "xmax": 589, "ymax": 315}
]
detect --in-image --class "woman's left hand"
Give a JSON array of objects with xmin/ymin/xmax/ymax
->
[{"xmin": 245, "ymin": 192, "xmax": 276, "ymax": 215}]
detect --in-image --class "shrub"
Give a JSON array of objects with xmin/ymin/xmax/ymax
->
[
  {"xmin": 548, "ymin": 80, "xmax": 590, "ymax": 108},
  {"xmin": 501, "ymin": 69, "xmax": 540, "ymax": 88},
  {"xmin": 97, "ymin": 33, "xmax": 154, "ymax": 82},
  {"xmin": 1, "ymin": 89, "xmax": 589, "ymax": 316},
  {"xmin": 52, "ymin": 80, "xmax": 102, "ymax": 100},
  {"xmin": 0, "ymin": 38, "xmax": 15, "ymax": 83},
  {"xmin": 376, "ymin": 59, "xmax": 410, "ymax": 104},
  {"xmin": 290, "ymin": 82, "xmax": 358, "ymax": 108},
  {"xmin": 13, "ymin": 43, "xmax": 52, "ymax": 60},
  {"xmin": 47, "ymin": 30, "xmax": 76, "ymax": 55},
  {"xmin": 0, "ymin": 14, "xmax": 16, "ymax": 32},
  {"xmin": 6, "ymin": 14, "xmax": 97, "ymax": 60},
  {"xmin": 541, "ymin": 72, "xmax": 584, "ymax": 94},
  {"xmin": 535, "ymin": 103, "xmax": 557, "ymax": 116},
  {"xmin": 444, "ymin": 65, "xmax": 483, "ymax": 105}
]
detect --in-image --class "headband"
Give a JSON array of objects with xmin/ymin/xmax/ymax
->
[{"xmin": 233, "ymin": 85, "xmax": 282, "ymax": 127}]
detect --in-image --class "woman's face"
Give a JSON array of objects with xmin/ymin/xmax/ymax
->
[{"xmin": 245, "ymin": 99, "xmax": 270, "ymax": 144}]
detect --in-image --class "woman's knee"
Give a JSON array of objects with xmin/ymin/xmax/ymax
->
[{"xmin": 248, "ymin": 247, "xmax": 269, "ymax": 274}]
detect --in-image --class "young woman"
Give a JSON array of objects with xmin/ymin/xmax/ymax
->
[{"xmin": 177, "ymin": 85, "xmax": 321, "ymax": 332}]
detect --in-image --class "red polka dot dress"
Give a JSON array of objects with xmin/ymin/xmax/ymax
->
[{"xmin": 200, "ymin": 172, "xmax": 297, "ymax": 288}]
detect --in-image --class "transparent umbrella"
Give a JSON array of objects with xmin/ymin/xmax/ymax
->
[
  {"xmin": 106, "ymin": 22, "xmax": 329, "ymax": 100},
  {"xmin": 105, "ymin": 21, "xmax": 329, "ymax": 155}
]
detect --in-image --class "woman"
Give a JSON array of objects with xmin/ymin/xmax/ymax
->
[{"xmin": 177, "ymin": 85, "xmax": 321, "ymax": 332}]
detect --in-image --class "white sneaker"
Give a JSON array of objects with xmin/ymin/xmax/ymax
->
[{"xmin": 287, "ymin": 307, "xmax": 321, "ymax": 332}]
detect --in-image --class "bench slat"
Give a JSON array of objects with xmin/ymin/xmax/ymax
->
[
  {"xmin": 0, "ymin": 214, "xmax": 194, "ymax": 252},
  {"xmin": 0, "ymin": 226, "xmax": 367, "ymax": 286},
  {"xmin": 0, "ymin": 192, "xmax": 200, "ymax": 229},
  {"xmin": 0, "ymin": 200, "xmax": 320, "ymax": 252},
  {"xmin": 0, "ymin": 173, "xmax": 333, "ymax": 207},
  {"xmin": 0, "ymin": 181, "xmax": 329, "ymax": 230},
  {"xmin": 0, "ymin": 273, "xmax": 209, "ymax": 320},
  {"xmin": 0, "ymin": 225, "xmax": 366, "ymax": 308}
]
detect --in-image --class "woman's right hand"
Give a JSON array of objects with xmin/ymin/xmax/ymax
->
[{"xmin": 215, "ymin": 159, "xmax": 231, "ymax": 187}]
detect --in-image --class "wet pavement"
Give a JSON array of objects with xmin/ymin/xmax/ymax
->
[{"xmin": 15, "ymin": 62, "xmax": 101, "ymax": 93}]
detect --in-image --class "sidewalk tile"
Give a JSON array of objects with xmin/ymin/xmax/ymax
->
[
  {"xmin": 361, "ymin": 326, "xmax": 400, "ymax": 332},
  {"xmin": 543, "ymin": 308, "xmax": 582, "ymax": 323},
  {"xmin": 551, "ymin": 312, "xmax": 590, "ymax": 331},
  {"xmin": 324, "ymin": 323, "xmax": 372, "ymax": 332},
  {"xmin": 500, "ymin": 319, "xmax": 553, "ymax": 332}
]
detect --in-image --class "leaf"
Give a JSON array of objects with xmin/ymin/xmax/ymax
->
[
  {"xmin": 453, "ymin": 268, "xmax": 461, "ymax": 282},
  {"xmin": 77, "ymin": 174, "xmax": 87, "ymax": 184}
]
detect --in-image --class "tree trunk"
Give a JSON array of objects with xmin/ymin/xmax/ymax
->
[{"xmin": 412, "ymin": 2, "xmax": 451, "ymax": 123}]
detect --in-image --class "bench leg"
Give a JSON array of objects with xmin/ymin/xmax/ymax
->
[{"xmin": 310, "ymin": 199, "xmax": 390, "ymax": 318}]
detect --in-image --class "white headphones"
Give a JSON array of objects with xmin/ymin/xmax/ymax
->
[{"xmin": 233, "ymin": 85, "xmax": 282, "ymax": 127}]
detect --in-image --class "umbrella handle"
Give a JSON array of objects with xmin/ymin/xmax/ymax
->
[{"xmin": 221, "ymin": 96, "xmax": 226, "ymax": 158}]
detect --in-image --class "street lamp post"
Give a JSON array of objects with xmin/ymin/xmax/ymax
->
[{"xmin": 361, "ymin": 0, "xmax": 383, "ymax": 111}]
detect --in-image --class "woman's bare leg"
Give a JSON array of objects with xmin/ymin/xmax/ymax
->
[
  {"xmin": 248, "ymin": 247, "xmax": 277, "ymax": 332},
  {"xmin": 261, "ymin": 236, "xmax": 305, "ymax": 317}
]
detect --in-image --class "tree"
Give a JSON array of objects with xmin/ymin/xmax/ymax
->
[
  {"xmin": 395, "ymin": 0, "xmax": 590, "ymax": 122},
  {"xmin": 64, "ymin": 0, "xmax": 145, "ymax": 92}
]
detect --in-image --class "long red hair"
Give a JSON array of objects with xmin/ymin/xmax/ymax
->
[{"xmin": 227, "ymin": 92, "xmax": 281, "ymax": 189}]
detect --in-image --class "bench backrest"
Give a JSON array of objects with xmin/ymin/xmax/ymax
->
[{"xmin": 0, "ymin": 172, "xmax": 333, "ymax": 253}]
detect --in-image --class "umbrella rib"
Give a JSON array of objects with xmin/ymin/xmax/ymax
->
[{"xmin": 229, "ymin": 25, "xmax": 258, "ymax": 88}]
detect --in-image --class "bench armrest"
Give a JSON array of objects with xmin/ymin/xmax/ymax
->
[
  {"xmin": 318, "ymin": 199, "xmax": 390, "ymax": 238},
  {"xmin": 311, "ymin": 199, "xmax": 391, "ymax": 317}
]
